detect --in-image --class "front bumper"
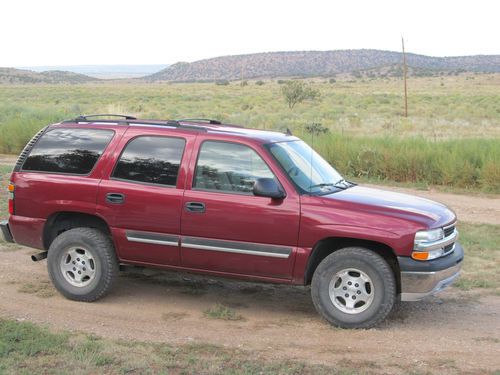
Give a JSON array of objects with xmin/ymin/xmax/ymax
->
[
  {"xmin": 398, "ymin": 242, "xmax": 464, "ymax": 301},
  {"xmin": 1, "ymin": 220, "xmax": 14, "ymax": 243}
]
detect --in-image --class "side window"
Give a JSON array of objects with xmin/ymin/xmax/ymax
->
[
  {"xmin": 22, "ymin": 128, "xmax": 114, "ymax": 174},
  {"xmin": 112, "ymin": 136, "xmax": 185, "ymax": 186},
  {"xmin": 194, "ymin": 141, "xmax": 275, "ymax": 194}
]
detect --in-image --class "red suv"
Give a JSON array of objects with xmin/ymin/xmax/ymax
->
[{"xmin": 1, "ymin": 115, "xmax": 463, "ymax": 328}]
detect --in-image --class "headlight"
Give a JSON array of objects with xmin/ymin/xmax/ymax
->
[
  {"xmin": 414, "ymin": 228, "xmax": 444, "ymax": 243},
  {"xmin": 412, "ymin": 228, "xmax": 445, "ymax": 261}
]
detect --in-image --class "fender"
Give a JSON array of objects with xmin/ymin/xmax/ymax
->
[{"xmin": 292, "ymin": 224, "xmax": 409, "ymax": 284}]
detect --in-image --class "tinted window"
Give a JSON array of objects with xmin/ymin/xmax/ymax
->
[
  {"xmin": 22, "ymin": 128, "xmax": 114, "ymax": 174},
  {"xmin": 194, "ymin": 141, "xmax": 275, "ymax": 193},
  {"xmin": 112, "ymin": 136, "xmax": 185, "ymax": 186}
]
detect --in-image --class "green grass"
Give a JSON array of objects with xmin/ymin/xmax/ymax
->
[
  {"xmin": 454, "ymin": 223, "xmax": 500, "ymax": 293},
  {"xmin": 203, "ymin": 303, "xmax": 245, "ymax": 321},
  {"xmin": 0, "ymin": 74, "xmax": 499, "ymax": 191},
  {"xmin": 302, "ymin": 132, "xmax": 500, "ymax": 192},
  {"xmin": 0, "ymin": 318, "xmax": 353, "ymax": 375},
  {"xmin": 0, "ymin": 164, "xmax": 11, "ymax": 224}
]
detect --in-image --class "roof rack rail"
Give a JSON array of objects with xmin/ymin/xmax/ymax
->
[
  {"xmin": 178, "ymin": 118, "xmax": 246, "ymax": 129},
  {"xmin": 74, "ymin": 114, "xmax": 137, "ymax": 122},
  {"xmin": 60, "ymin": 115, "xmax": 207, "ymax": 132},
  {"xmin": 177, "ymin": 118, "xmax": 222, "ymax": 125}
]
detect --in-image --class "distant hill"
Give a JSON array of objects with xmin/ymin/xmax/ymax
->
[
  {"xmin": 19, "ymin": 64, "xmax": 169, "ymax": 79},
  {"xmin": 0, "ymin": 68, "xmax": 98, "ymax": 84},
  {"xmin": 146, "ymin": 49, "xmax": 500, "ymax": 82}
]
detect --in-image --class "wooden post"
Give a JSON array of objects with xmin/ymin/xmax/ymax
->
[
  {"xmin": 402, "ymin": 36, "xmax": 408, "ymax": 117},
  {"xmin": 240, "ymin": 61, "xmax": 245, "ymax": 87}
]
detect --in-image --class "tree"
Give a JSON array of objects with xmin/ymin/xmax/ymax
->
[{"xmin": 281, "ymin": 80, "xmax": 320, "ymax": 109}]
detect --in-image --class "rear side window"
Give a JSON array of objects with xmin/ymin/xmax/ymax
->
[
  {"xmin": 194, "ymin": 141, "xmax": 275, "ymax": 194},
  {"xmin": 22, "ymin": 128, "xmax": 114, "ymax": 174},
  {"xmin": 112, "ymin": 136, "xmax": 185, "ymax": 186}
]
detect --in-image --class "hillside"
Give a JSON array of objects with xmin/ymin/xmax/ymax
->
[
  {"xmin": 19, "ymin": 64, "xmax": 169, "ymax": 79},
  {"xmin": 146, "ymin": 49, "xmax": 500, "ymax": 82},
  {"xmin": 0, "ymin": 68, "xmax": 98, "ymax": 84}
]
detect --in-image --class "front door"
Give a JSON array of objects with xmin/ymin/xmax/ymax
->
[{"xmin": 180, "ymin": 139, "xmax": 300, "ymax": 280}]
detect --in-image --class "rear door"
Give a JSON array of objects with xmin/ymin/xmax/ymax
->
[
  {"xmin": 180, "ymin": 138, "xmax": 300, "ymax": 280},
  {"xmin": 97, "ymin": 128, "xmax": 196, "ymax": 266}
]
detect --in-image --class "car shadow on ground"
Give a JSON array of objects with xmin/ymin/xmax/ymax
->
[{"xmin": 113, "ymin": 266, "xmax": 474, "ymax": 329}]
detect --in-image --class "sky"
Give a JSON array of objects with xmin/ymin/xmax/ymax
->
[{"xmin": 2, "ymin": 0, "xmax": 499, "ymax": 67}]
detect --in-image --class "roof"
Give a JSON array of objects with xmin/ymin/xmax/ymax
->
[{"xmin": 56, "ymin": 115, "xmax": 298, "ymax": 144}]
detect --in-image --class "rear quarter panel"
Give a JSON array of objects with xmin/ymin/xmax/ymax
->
[{"xmin": 8, "ymin": 125, "xmax": 126, "ymax": 249}]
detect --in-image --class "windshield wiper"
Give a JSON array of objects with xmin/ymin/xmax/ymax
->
[
  {"xmin": 309, "ymin": 182, "xmax": 336, "ymax": 189},
  {"xmin": 309, "ymin": 179, "xmax": 355, "ymax": 191}
]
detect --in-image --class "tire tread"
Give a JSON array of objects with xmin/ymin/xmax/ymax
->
[
  {"xmin": 311, "ymin": 247, "xmax": 396, "ymax": 329},
  {"xmin": 47, "ymin": 227, "xmax": 118, "ymax": 302}
]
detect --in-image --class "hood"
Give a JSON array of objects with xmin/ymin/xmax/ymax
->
[{"xmin": 321, "ymin": 186, "xmax": 456, "ymax": 229}]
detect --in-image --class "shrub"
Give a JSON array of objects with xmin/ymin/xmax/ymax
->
[{"xmin": 281, "ymin": 80, "xmax": 321, "ymax": 109}]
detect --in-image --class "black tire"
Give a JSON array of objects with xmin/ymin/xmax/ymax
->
[
  {"xmin": 47, "ymin": 227, "xmax": 118, "ymax": 302},
  {"xmin": 311, "ymin": 247, "xmax": 396, "ymax": 329}
]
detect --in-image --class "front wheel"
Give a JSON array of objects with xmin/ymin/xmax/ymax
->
[
  {"xmin": 47, "ymin": 227, "xmax": 118, "ymax": 302},
  {"xmin": 311, "ymin": 247, "xmax": 396, "ymax": 329}
]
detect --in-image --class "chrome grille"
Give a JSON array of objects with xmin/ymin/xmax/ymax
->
[
  {"xmin": 442, "ymin": 223, "xmax": 457, "ymax": 256},
  {"xmin": 444, "ymin": 225, "xmax": 455, "ymax": 238}
]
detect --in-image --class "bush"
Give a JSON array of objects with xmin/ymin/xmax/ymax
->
[
  {"xmin": 255, "ymin": 80, "xmax": 265, "ymax": 86},
  {"xmin": 281, "ymin": 80, "xmax": 321, "ymax": 109},
  {"xmin": 215, "ymin": 80, "xmax": 230, "ymax": 86}
]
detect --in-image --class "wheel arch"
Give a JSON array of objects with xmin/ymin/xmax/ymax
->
[
  {"xmin": 43, "ymin": 211, "xmax": 112, "ymax": 250},
  {"xmin": 304, "ymin": 237, "xmax": 401, "ymax": 293}
]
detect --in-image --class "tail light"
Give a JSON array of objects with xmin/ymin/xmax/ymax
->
[{"xmin": 8, "ymin": 183, "xmax": 14, "ymax": 215}]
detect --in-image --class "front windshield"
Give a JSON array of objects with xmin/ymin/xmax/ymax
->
[{"xmin": 267, "ymin": 140, "xmax": 344, "ymax": 194}]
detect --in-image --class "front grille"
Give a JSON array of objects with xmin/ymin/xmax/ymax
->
[
  {"xmin": 442, "ymin": 224, "xmax": 457, "ymax": 256},
  {"xmin": 444, "ymin": 225, "xmax": 455, "ymax": 238},
  {"xmin": 444, "ymin": 243, "xmax": 454, "ymax": 252}
]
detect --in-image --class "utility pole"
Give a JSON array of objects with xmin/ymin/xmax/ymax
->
[
  {"xmin": 402, "ymin": 36, "xmax": 408, "ymax": 117},
  {"xmin": 240, "ymin": 61, "xmax": 245, "ymax": 87}
]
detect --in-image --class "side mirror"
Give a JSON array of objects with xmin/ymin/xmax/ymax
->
[{"xmin": 253, "ymin": 178, "xmax": 286, "ymax": 200}]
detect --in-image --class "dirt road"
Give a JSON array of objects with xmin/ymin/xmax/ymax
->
[
  {"xmin": 365, "ymin": 184, "xmax": 500, "ymax": 226},
  {"xmin": 1, "ymin": 247, "xmax": 499, "ymax": 374},
  {"xmin": 1, "ymin": 154, "xmax": 499, "ymax": 373}
]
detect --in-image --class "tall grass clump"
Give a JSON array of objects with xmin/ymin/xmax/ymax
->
[
  {"xmin": 0, "ymin": 105, "xmax": 69, "ymax": 154},
  {"xmin": 302, "ymin": 132, "xmax": 500, "ymax": 193}
]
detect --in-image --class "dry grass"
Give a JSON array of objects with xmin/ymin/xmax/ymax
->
[
  {"xmin": 0, "ymin": 74, "xmax": 499, "ymax": 191},
  {"xmin": 17, "ymin": 280, "xmax": 56, "ymax": 298},
  {"xmin": 203, "ymin": 303, "xmax": 245, "ymax": 321}
]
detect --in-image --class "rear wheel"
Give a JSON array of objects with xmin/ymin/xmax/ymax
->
[
  {"xmin": 311, "ymin": 247, "xmax": 396, "ymax": 328},
  {"xmin": 47, "ymin": 227, "xmax": 118, "ymax": 302}
]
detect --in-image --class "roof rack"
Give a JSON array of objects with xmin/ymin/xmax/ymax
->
[
  {"xmin": 75, "ymin": 114, "xmax": 137, "ymax": 121},
  {"xmin": 177, "ymin": 118, "xmax": 222, "ymax": 125},
  {"xmin": 61, "ymin": 114, "xmax": 207, "ymax": 132},
  {"xmin": 178, "ymin": 118, "xmax": 245, "ymax": 129}
]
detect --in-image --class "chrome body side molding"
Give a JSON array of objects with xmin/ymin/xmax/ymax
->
[
  {"xmin": 181, "ymin": 236, "xmax": 292, "ymax": 258},
  {"xmin": 125, "ymin": 230, "xmax": 179, "ymax": 247}
]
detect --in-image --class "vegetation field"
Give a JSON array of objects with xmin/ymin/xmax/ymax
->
[
  {"xmin": 0, "ymin": 318, "xmax": 344, "ymax": 375},
  {"xmin": 0, "ymin": 73, "xmax": 499, "ymax": 191}
]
